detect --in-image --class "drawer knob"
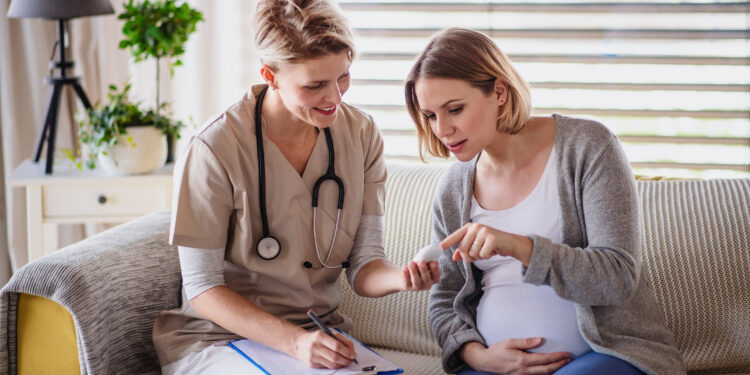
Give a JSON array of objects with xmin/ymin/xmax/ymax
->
[{"xmin": 97, "ymin": 195, "xmax": 107, "ymax": 204}]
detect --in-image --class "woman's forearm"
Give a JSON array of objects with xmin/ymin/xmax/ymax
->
[
  {"xmin": 190, "ymin": 285, "xmax": 306, "ymax": 356},
  {"xmin": 460, "ymin": 341, "xmax": 487, "ymax": 369},
  {"xmin": 352, "ymin": 259, "xmax": 404, "ymax": 297}
]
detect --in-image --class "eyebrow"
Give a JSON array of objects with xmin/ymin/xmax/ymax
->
[
  {"xmin": 420, "ymin": 99, "xmax": 462, "ymax": 114},
  {"xmin": 308, "ymin": 70, "xmax": 350, "ymax": 85}
]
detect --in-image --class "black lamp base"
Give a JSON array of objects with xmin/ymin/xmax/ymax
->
[
  {"xmin": 34, "ymin": 75, "xmax": 92, "ymax": 174},
  {"xmin": 34, "ymin": 19, "xmax": 93, "ymax": 174}
]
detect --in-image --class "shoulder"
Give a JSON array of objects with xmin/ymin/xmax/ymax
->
[
  {"xmin": 553, "ymin": 113, "xmax": 634, "ymax": 183},
  {"xmin": 439, "ymin": 160, "xmax": 473, "ymax": 187},
  {"xmin": 180, "ymin": 90, "xmax": 257, "ymax": 169},
  {"xmin": 193, "ymin": 91, "xmax": 255, "ymax": 148},
  {"xmin": 434, "ymin": 160, "xmax": 473, "ymax": 207},
  {"xmin": 338, "ymin": 101, "xmax": 374, "ymax": 123},
  {"xmin": 335, "ymin": 102, "xmax": 379, "ymax": 136},
  {"xmin": 553, "ymin": 113, "xmax": 619, "ymax": 151},
  {"xmin": 553, "ymin": 113, "xmax": 627, "ymax": 171}
]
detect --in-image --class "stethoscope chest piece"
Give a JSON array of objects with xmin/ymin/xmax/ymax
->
[{"xmin": 257, "ymin": 236, "xmax": 281, "ymax": 260}]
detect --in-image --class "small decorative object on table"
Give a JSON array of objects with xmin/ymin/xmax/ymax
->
[{"xmin": 70, "ymin": 83, "xmax": 171, "ymax": 175}]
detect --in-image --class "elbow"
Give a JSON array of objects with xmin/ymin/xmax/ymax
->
[
  {"xmin": 603, "ymin": 280, "xmax": 637, "ymax": 305},
  {"xmin": 186, "ymin": 284, "xmax": 224, "ymax": 316},
  {"xmin": 598, "ymin": 257, "xmax": 641, "ymax": 305},
  {"xmin": 615, "ymin": 267, "xmax": 640, "ymax": 302}
]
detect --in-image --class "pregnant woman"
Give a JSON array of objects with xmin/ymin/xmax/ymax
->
[{"xmin": 404, "ymin": 27, "xmax": 686, "ymax": 375}]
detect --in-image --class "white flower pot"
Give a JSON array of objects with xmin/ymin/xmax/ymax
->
[{"xmin": 98, "ymin": 126, "xmax": 167, "ymax": 175}]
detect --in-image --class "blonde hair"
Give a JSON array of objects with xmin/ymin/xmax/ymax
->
[
  {"xmin": 405, "ymin": 28, "xmax": 532, "ymax": 159},
  {"xmin": 253, "ymin": 0, "xmax": 355, "ymax": 68}
]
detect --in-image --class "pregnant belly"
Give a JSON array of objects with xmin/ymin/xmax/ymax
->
[{"xmin": 476, "ymin": 283, "xmax": 591, "ymax": 358}]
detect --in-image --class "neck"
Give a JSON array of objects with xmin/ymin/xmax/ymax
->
[
  {"xmin": 479, "ymin": 117, "xmax": 550, "ymax": 173},
  {"xmin": 261, "ymin": 88, "xmax": 317, "ymax": 144}
]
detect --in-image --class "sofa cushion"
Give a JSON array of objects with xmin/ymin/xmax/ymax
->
[
  {"xmin": 637, "ymin": 179, "xmax": 750, "ymax": 374},
  {"xmin": 339, "ymin": 162, "xmax": 446, "ymax": 362},
  {"xmin": 375, "ymin": 346, "xmax": 447, "ymax": 374}
]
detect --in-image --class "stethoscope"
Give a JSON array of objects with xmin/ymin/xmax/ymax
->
[{"xmin": 254, "ymin": 86, "xmax": 349, "ymax": 269}]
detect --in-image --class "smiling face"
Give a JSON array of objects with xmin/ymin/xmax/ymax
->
[
  {"xmin": 414, "ymin": 77, "xmax": 507, "ymax": 161},
  {"xmin": 268, "ymin": 51, "xmax": 352, "ymax": 128}
]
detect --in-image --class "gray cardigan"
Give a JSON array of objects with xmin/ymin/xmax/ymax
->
[{"xmin": 428, "ymin": 114, "xmax": 686, "ymax": 375}]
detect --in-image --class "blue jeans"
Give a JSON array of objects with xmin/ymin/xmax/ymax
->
[{"xmin": 457, "ymin": 351, "xmax": 645, "ymax": 375}]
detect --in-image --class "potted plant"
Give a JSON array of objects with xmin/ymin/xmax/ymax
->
[
  {"xmin": 118, "ymin": 0, "xmax": 203, "ymax": 163},
  {"xmin": 70, "ymin": 83, "xmax": 170, "ymax": 174}
]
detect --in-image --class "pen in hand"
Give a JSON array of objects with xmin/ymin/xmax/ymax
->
[{"xmin": 307, "ymin": 309, "xmax": 359, "ymax": 364}]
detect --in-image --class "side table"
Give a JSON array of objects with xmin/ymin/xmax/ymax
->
[{"xmin": 8, "ymin": 159, "xmax": 173, "ymax": 263}]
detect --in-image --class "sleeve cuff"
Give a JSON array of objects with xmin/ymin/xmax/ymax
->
[
  {"xmin": 521, "ymin": 235, "xmax": 553, "ymax": 286},
  {"xmin": 443, "ymin": 329, "xmax": 486, "ymax": 373}
]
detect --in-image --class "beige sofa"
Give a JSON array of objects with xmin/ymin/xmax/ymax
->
[{"xmin": 2, "ymin": 162, "xmax": 749, "ymax": 374}]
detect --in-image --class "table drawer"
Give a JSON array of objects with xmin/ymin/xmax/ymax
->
[{"xmin": 43, "ymin": 183, "xmax": 170, "ymax": 218}]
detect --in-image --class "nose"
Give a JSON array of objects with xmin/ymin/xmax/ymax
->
[
  {"xmin": 325, "ymin": 82, "xmax": 343, "ymax": 104},
  {"xmin": 431, "ymin": 116, "xmax": 454, "ymax": 138}
]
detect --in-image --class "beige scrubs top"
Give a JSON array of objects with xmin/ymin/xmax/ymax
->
[{"xmin": 153, "ymin": 85, "xmax": 387, "ymax": 365}]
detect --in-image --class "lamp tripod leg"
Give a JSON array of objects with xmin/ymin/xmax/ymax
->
[
  {"xmin": 72, "ymin": 82, "xmax": 92, "ymax": 110},
  {"xmin": 43, "ymin": 82, "xmax": 64, "ymax": 174},
  {"xmin": 33, "ymin": 86, "xmax": 58, "ymax": 163}
]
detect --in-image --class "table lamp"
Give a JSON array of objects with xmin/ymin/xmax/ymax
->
[{"xmin": 7, "ymin": 0, "xmax": 114, "ymax": 174}]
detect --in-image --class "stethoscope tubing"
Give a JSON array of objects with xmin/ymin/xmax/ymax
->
[
  {"xmin": 255, "ymin": 86, "xmax": 272, "ymax": 238},
  {"xmin": 254, "ymin": 85, "xmax": 346, "ymax": 269}
]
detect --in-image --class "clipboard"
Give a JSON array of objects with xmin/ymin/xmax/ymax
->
[{"xmin": 229, "ymin": 329, "xmax": 403, "ymax": 375}]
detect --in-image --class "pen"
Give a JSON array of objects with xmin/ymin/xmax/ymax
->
[{"xmin": 307, "ymin": 309, "xmax": 359, "ymax": 364}]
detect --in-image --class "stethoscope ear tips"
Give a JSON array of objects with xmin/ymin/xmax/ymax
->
[
  {"xmin": 341, "ymin": 261, "xmax": 350, "ymax": 268},
  {"xmin": 303, "ymin": 261, "xmax": 313, "ymax": 269}
]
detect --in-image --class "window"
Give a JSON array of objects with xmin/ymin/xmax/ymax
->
[{"xmin": 341, "ymin": 1, "xmax": 750, "ymax": 178}]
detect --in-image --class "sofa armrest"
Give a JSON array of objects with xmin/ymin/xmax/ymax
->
[{"xmin": 1, "ymin": 210, "xmax": 180, "ymax": 375}]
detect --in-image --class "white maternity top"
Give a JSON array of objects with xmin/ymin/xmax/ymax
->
[{"xmin": 472, "ymin": 146, "xmax": 591, "ymax": 357}]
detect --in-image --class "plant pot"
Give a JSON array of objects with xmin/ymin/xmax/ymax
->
[{"xmin": 98, "ymin": 125, "xmax": 167, "ymax": 175}]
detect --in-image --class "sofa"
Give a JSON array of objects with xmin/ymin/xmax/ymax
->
[{"xmin": 1, "ymin": 162, "xmax": 749, "ymax": 375}]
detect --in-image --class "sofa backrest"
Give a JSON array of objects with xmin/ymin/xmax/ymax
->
[
  {"xmin": 339, "ymin": 162, "xmax": 446, "ymax": 357},
  {"xmin": 637, "ymin": 179, "xmax": 750, "ymax": 373},
  {"xmin": 340, "ymin": 162, "xmax": 750, "ymax": 374}
]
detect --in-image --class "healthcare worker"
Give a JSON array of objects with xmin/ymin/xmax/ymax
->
[{"xmin": 152, "ymin": 1, "xmax": 440, "ymax": 373}]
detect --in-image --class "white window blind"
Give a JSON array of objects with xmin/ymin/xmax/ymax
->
[{"xmin": 341, "ymin": 1, "xmax": 750, "ymax": 178}]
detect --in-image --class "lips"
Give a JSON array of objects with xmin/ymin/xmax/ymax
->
[
  {"xmin": 314, "ymin": 105, "xmax": 337, "ymax": 115},
  {"xmin": 446, "ymin": 139, "xmax": 467, "ymax": 152}
]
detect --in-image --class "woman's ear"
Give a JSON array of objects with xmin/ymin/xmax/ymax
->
[
  {"xmin": 494, "ymin": 79, "xmax": 508, "ymax": 106},
  {"xmin": 260, "ymin": 65, "xmax": 277, "ymax": 89}
]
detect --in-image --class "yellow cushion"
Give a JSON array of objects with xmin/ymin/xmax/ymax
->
[{"xmin": 18, "ymin": 294, "xmax": 78, "ymax": 375}]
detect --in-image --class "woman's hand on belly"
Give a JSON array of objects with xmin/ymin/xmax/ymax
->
[
  {"xmin": 460, "ymin": 339, "xmax": 570, "ymax": 374},
  {"xmin": 292, "ymin": 330, "xmax": 357, "ymax": 369}
]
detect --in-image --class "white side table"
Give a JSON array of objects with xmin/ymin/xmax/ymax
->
[{"xmin": 8, "ymin": 159, "xmax": 173, "ymax": 263}]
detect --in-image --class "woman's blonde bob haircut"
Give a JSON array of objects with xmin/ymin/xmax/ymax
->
[
  {"xmin": 405, "ymin": 28, "xmax": 532, "ymax": 159},
  {"xmin": 253, "ymin": 0, "xmax": 355, "ymax": 68}
]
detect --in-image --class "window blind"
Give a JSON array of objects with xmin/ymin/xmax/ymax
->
[{"xmin": 341, "ymin": 1, "xmax": 750, "ymax": 178}]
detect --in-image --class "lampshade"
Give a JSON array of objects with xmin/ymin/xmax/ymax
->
[{"xmin": 7, "ymin": 0, "xmax": 114, "ymax": 19}]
